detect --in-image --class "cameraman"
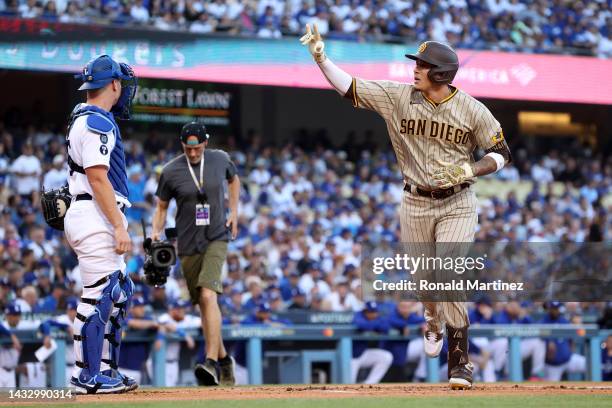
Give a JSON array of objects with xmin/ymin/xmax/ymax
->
[{"xmin": 151, "ymin": 122, "xmax": 240, "ymax": 386}]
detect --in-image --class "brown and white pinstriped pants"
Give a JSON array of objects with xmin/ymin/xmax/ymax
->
[{"xmin": 399, "ymin": 187, "xmax": 478, "ymax": 329}]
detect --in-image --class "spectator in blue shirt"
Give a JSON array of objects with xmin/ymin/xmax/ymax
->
[
  {"xmin": 221, "ymin": 287, "xmax": 244, "ymax": 318},
  {"xmin": 39, "ymin": 297, "xmax": 78, "ymax": 338},
  {"xmin": 469, "ymin": 297, "xmax": 496, "ymax": 324},
  {"xmin": 240, "ymin": 303, "xmax": 291, "ymax": 327},
  {"xmin": 294, "ymin": 2, "xmax": 313, "ymax": 26},
  {"xmin": 126, "ymin": 165, "xmax": 149, "ymax": 222},
  {"xmin": 351, "ymin": 301, "xmax": 393, "ymax": 384},
  {"xmin": 257, "ymin": 6, "xmax": 279, "ymax": 29},
  {"xmin": 279, "ymin": 270, "xmax": 300, "ymax": 302},
  {"xmin": 542, "ymin": 302, "xmax": 586, "ymax": 381},
  {"xmin": 242, "ymin": 277, "xmax": 267, "ymax": 312},
  {"xmin": 384, "ymin": 301, "xmax": 426, "ymax": 381},
  {"xmin": 36, "ymin": 283, "xmax": 68, "ymax": 313},
  {"xmin": 287, "ymin": 287, "xmax": 308, "ymax": 310}
]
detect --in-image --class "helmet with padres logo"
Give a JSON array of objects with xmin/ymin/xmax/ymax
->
[{"xmin": 406, "ymin": 41, "xmax": 459, "ymax": 84}]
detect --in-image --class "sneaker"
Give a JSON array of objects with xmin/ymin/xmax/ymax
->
[
  {"xmin": 71, "ymin": 374, "xmax": 126, "ymax": 395},
  {"xmin": 449, "ymin": 362, "xmax": 474, "ymax": 390},
  {"xmin": 195, "ymin": 359, "xmax": 219, "ymax": 386},
  {"xmin": 219, "ymin": 356, "xmax": 236, "ymax": 386},
  {"xmin": 102, "ymin": 369, "xmax": 139, "ymax": 392},
  {"xmin": 423, "ymin": 329, "xmax": 444, "ymax": 358}
]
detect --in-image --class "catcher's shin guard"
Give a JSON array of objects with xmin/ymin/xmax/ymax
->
[
  {"xmin": 73, "ymin": 271, "xmax": 123, "ymax": 381},
  {"xmin": 100, "ymin": 273, "xmax": 138, "ymax": 390}
]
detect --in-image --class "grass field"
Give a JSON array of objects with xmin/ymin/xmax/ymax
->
[
  {"xmin": 7, "ymin": 384, "xmax": 612, "ymax": 408},
  {"xmin": 13, "ymin": 395, "xmax": 612, "ymax": 408}
]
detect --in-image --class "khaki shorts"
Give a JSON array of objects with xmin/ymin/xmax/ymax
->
[{"xmin": 180, "ymin": 241, "xmax": 228, "ymax": 303}]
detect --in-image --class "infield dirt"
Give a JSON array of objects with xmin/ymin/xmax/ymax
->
[{"xmin": 68, "ymin": 382, "xmax": 612, "ymax": 403}]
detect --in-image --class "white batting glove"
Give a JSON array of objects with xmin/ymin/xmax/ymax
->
[
  {"xmin": 432, "ymin": 162, "xmax": 474, "ymax": 189},
  {"xmin": 300, "ymin": 23, "xmax": 326, "ymax": 63}
]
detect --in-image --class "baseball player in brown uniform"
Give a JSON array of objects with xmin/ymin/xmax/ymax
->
[{"xmin": 300, "ymin": 25, "xmax": 512, "ymax": 389}]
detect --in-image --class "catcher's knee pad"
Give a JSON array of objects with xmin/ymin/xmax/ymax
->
[
  {"xmin": 73, "ymin": 271, "xmax": 121, "ymax": 380},
  {"xmin": 119, "ymin": 272, "xmax": 134, "ymax": 303},
  {"xmin": 109, "ymin": 273, "xmax": 133, "ymax": 337}
]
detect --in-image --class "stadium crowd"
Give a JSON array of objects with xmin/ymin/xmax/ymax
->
[
  {"xmin": 0, "ymin": 118, "xmax": 611, "ymax": 384},
  {"xmin": 0, "ymin": 122, "xmax": 610, "ymax": 314},
  {"xmin": 0, "ymin": 0, "xmax": 611, "ymax": 57}
]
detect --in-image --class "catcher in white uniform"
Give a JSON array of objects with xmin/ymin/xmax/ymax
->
[{"xmin": 55, "ymin": 54, "xmax": 138, "ymax": 394}]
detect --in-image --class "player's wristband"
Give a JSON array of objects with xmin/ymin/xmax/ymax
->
[{"xmin": 485, "ymin": 152, "xmax": 505, "ymax": 172}]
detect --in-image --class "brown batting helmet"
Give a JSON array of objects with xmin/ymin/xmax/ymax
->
[{"xmin": 406, "ymin": 41, "xmax": 459, "ymax": 84}]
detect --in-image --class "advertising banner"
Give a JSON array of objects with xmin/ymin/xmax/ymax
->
[
  {"xmin": 131, "ymin": 78, "xmax": 237, "ymax": 128},
  {"xmin": 1, "ymin": 30, "xmax": 610, "ymax": 104}
]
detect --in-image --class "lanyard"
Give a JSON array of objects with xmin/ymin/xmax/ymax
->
[{"xmin": 186, "ymin": 153, "xmax": 205, "ymax": 192}]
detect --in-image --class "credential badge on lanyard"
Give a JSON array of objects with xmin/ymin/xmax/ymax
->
[{"xmin": 186, "ymin": 154, "xmax": 210, "ymax": 226}]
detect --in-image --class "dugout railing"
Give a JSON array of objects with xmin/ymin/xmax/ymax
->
[{"xmin": 3, "ymin": 324, "xmax": 610, "ymax": 387}]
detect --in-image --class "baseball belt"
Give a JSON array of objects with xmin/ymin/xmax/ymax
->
[
  {"xmin": 75, "ymin": 193, "xmax": 126, "ymax": 214},
  {"xmin": 404, "ymin": 183, "xmax": 470, "ymax": 200}
]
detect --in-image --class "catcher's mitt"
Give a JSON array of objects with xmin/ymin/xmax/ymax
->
[{"xmin": 41, "ymin": 185, "xmax": 72, "ymax": 231}]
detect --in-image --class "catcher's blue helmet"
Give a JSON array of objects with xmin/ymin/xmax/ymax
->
[
  {"xmin": 75, "ymin": 55, "xmax": 129, "ymax": 90},
  {"xmin": 75, "ymin": 55, "xmax": 138, "ymax": 120}
]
